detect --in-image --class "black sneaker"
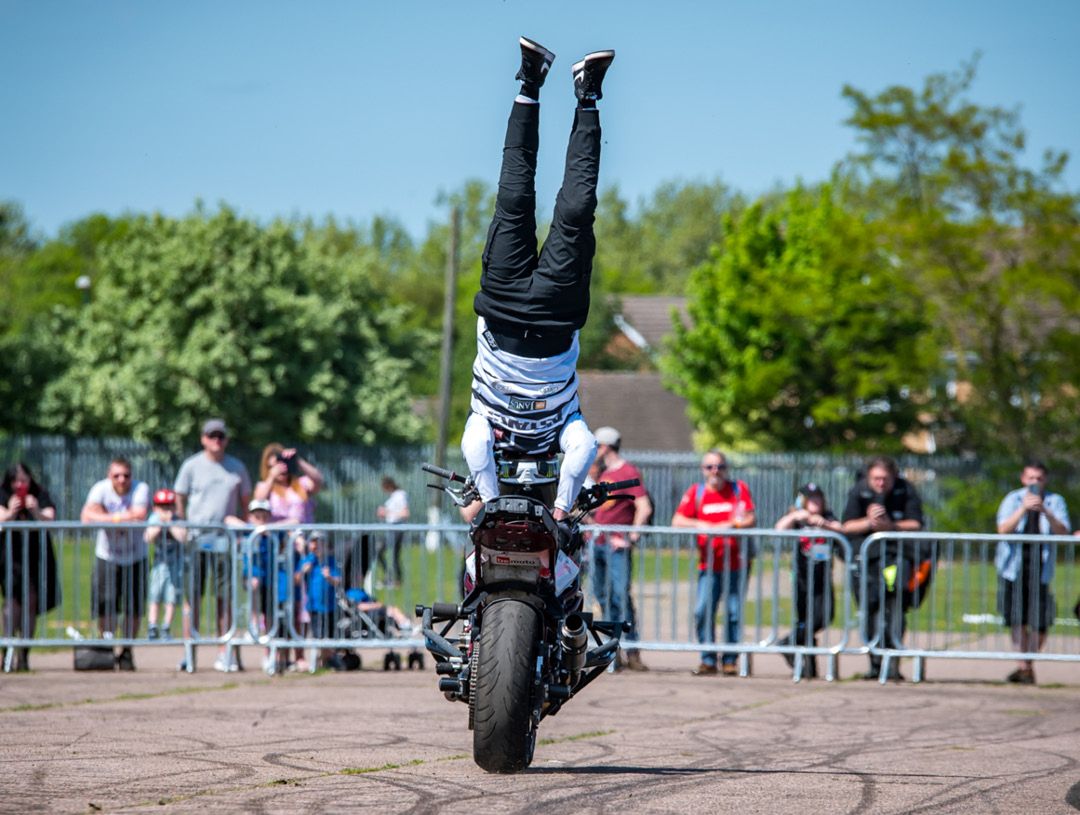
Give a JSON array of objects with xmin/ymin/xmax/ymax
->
[
  {"xmin": 572, "ymin": 50, "xmax": 615, "ymax": 104},
  {"xmin": 147, "ymin": 625, "xmax": 159, "ymax": 640},
  {"xmin": 516, "ymin": 36, "xmax": 555, "ymax": 91},
  {"xmin": 117, "ymin": 648, "xmax": 135, "ymax": 672}
]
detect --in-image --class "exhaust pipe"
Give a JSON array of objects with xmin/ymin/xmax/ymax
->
[{"xmin": 561, "ymin": 613, "xmax": 588, "ymax": 684}]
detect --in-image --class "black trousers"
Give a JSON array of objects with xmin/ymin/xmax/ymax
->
[
  {"xmin": 853, "ymin": 557, "xmax": 912, "ymax": 668},
  {"xmin": 474, "ymin": 102, "xmax": 601, "ymax": 341}
]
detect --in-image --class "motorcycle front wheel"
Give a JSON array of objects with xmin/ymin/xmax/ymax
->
[{"xmin": 472, "ymin": 599, "xmax": 541, "ymax": 773}]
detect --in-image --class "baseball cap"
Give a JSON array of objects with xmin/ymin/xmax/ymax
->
[
  {"xmin": 248, "ymin": 498, "xmax": 271, "ymax": 514},
  {"xmin": 798, "ymin": 482, "xmax": 825, "ymax": 500},
  {"xmin": 202, "ymin": 418, "xmax": 227, "ymax": 436},
  {"xmin": 594, "ymin": 426, "xmax": 621, "ymax": 446},
  {"xmin": 153, "ymin": 488, "xmax": 176, "ymax": 506}
]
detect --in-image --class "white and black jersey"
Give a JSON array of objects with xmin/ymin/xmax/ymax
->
[{"xmin": 470, "ymin": 317, "xmax": 581, "ymax": 454}]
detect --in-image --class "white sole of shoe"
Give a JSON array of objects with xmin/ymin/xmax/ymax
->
[
  {"xmin": 572, "ymin": 50, "xmax": 616, "ymax": 74},
  {"xmin": 520, "ymin": 36, "xmax": 555, "ymax": 67}
]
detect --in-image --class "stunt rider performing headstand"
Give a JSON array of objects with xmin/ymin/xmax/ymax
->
[{"xmin": 462, "ymin": 37, "xmax": 615, "ymax": 524}]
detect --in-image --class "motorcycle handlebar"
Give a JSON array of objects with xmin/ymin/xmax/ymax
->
[
  {"xmin": 602, "ymin": 478, "xmax": 641, "ymax": 491},
  {"xmin": 421, "ymin": 463, "xmax": 467, "ymax": 483}
]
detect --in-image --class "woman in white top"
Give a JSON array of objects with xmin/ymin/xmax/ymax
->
[{"xmin": 376, "ymin": 477, "xmax": 409, "ymax": 587}]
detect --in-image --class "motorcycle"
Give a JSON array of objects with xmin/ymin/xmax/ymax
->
[{"xmin": 416, "ymin": 456, "xmax": 639, "ymax": 773}]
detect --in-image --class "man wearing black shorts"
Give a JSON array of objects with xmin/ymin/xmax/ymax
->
[
  {"xmin": 995, "ymin": 460, "xmax": 1071, "ymax": 684},
  {"xmin": 80, "ymin": 457, "xmax": 151, "ymax": 671},
  {"xmin": 463, "ymin": 37, "xmax": 614, "ymax": 522}
]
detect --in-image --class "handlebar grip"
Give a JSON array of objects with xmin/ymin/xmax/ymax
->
[
  {"xmin": 431, "ymin": 602, "xmax": 461, "ymax": 620},
  {"xmin": 421, "ymin": 463, "xmax": 466, "ymax": 483},
  {"xmin": 604, "ymin": 478, "xmax": 641, "ymax": 491}
]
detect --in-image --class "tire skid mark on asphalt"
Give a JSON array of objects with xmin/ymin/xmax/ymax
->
[
  {"xmin": 117, "ymin": 752, "xmax": 471, "ymax": 812},
  {"xmin": 887, "ymin": 747, "xmax": 1080, "ymax": 815}
]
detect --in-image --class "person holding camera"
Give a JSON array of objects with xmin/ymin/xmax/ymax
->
[
  {"xmin": 0, "ymin": 462, "xmax": 61, "ymax": 671},
  {"xmin": 995, "ymin": 460, "xmax": 1071, "ymax": 685},
  {"xmin": 253, "ymin": 443, "xmax": 323, "ymax": 525},
  {"xmin": 841, "ymin": 456, "xmax": 924, "ymax": 681},
  {"xmin": 774, "ymin": 483, "xmax": 843, "ymax": 679}
]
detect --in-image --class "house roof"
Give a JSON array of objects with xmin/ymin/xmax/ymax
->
[
  {"xmin": 617, "ymin": 295, "xmax": 688, "ymax": 350},
  {"xmin": 579, "ymin": 371, "xmax": 695, "ymax": 452}
]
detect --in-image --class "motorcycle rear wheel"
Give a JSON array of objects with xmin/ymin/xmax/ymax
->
[{"xmin": 472, "ymin": 599, "xmax": 541, "ymax": 773}]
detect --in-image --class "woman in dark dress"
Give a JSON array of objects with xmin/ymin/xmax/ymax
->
[{"xmin": 0, "ymin": 462, "xmax": 62, "ymax": 671}]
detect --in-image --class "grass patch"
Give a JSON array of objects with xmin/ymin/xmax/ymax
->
[
  {"xmin": 538, "ymin": 728, "xmax": 614, "ymax": 747},
  {"xmin": 340, "ymin": 759, "xmax": 424, "ymax": 775}
]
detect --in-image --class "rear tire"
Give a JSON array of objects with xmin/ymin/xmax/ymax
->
[{"xmin": 472, "ymin": 600, "xmax": 541, "ymax": 773}]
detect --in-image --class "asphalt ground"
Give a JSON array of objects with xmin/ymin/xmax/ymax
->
[{"xmin": 2, "ymin": 647, "xmax": 1079, "ymax": 814}]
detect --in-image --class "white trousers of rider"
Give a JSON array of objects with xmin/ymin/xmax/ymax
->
[{"xmin": 461, "ymin": 413, "xmax": 597, "ymax": 514}]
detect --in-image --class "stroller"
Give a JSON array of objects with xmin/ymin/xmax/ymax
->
[{"xmin": 337, "ymin": 535, "xmax": 424, "ymax": 671}]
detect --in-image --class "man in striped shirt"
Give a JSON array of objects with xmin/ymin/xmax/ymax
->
[{"xmin": 462, "ymin": 37, "xmax": 614, "ymax": 522}]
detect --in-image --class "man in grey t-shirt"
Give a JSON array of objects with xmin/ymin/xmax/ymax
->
[{"xmin": 174, "ymin": 418, "xmax": 252, "ymax": 671}]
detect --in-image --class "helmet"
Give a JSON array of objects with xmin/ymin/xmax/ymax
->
[{"xmin": 153, "ymin": 488, "xmax": 176, "ymax": 506}]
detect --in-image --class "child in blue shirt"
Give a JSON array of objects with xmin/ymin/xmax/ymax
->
[{"xmin": 299, "ymin": 531, "xmax": 341, "ymax": 655}]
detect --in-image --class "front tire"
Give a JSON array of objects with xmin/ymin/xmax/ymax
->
[{"xmin": 472, "ymin": 600, "xmax": 541, "ymax": 773}]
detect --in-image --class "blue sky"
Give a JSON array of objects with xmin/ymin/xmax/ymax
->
[{"xmin": 3, "ymin": 1, "xmax": 1079, "ymax": 240}]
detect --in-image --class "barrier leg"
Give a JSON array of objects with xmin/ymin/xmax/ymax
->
[
  {"xmin": 738, "ymin": 651, "xmax": 751, "ymax": 678},
  {"xmin": 913, "ymin": 655, "xmax": 924, "ymax": 684}
]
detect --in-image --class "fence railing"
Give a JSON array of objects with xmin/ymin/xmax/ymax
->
[{"xmin": 2, "ymin": 522, "xmax": 1077, "ymax": 681}]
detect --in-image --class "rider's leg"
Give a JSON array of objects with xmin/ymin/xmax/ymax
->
[
  {"xmin": 532, "ymin": 105, "xmax": 601, "ymax": 333},
  {"xmin": 461, "ymin": 413, "xmax": 499, "ymax": 503},
  {"xmin": 472, "ymin": 77, "xmax": 543, "ymax": 328},
  {"xmin": 554, "ymin": 416, "xmax": 597, "ymax": 515}
]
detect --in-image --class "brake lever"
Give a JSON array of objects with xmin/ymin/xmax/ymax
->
[{"xmin": 426, "ymin": 480, "xmax": 479, "ymax": 508}]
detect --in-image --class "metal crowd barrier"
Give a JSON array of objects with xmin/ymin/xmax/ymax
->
[
  {"xmin": 859, "ymin": 531, "xmax": 1080, "ymax": 683},
  {"xmin": 3, "ymin": 522, "xmax": 1078, "ymax": 682},
  {"xmin": 583, "ymin": 525, "xmax": 854, "ymax": 681}
]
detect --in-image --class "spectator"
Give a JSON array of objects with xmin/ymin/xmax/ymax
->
[
  {"xmin": 253, "ymin": 444, "xmax": 323, "ymax": 525},
  {"xmin": 174, "ymin": 418, "xmax": 252, "ymax": 672},
  {"xmin": 144, "ymin": 488, "xmax": 187, "ymax": 641},
  {"xmin": 80, "ymin": 456, "xmax": 150, "ymax": 671},
  {"xmin": 589, "ymin": 427, "xmax": 650, "ymax": 672},
  {"xmin": 376, "ymin": 476, "xmax": 409, "ymax": 588},
  {"xmin": 288, "ymin": 530, "xmax": 312, "ymax": 672},
  {"xmin": 774, "ymin": 483, "xmax": 843, "ymax": 679},
  {"xmin": 841, "ymin": 456, "xmax": 924, "ymax": 681},
  {"xmin": 244, "ymin": 498, "xmax": 292, "ymax": 673},
  {"xmin": 672, "ymin": 450, "xmax": 756, "ymax": 676},
  {"xmin": 0, "ymin": 462, "xmax": 61, "ymax": 671},
  {"xmin": 298, "ymin": 531, "xmax": 341, "ymax": 669},
  {"xmin": 995, "ymin": 460, "xmax": 1071, "ymax": 685}
]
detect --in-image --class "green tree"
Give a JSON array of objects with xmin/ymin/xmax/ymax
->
[
  {"xmin": 36, "ymin": 206, "xmax": 434, "ymax": 447},
  {"xmin": 842, "ymin": 57, "xmax": 1080, "ymax": 459},
  {"xmin": 663, "ymin": 184, "xmax": 935, "ymax": 451},
  {"xmin": 593, "ymin": 180, "xmax": 740, "ymax": 294}
]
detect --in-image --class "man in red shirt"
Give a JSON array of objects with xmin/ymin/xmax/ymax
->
[
  {"xmin": 672, "ymin": 449, "xmax": 756, "ymax": 676},
  {"xmin": 589, "ymin": 426, "xmax": 651, "ymax": 671}
]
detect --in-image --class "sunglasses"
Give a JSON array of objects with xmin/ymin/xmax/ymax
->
[
  {"xmin": 702, "ymin": 464, "xmax": 727, "ymax": 472},
  {"xmin": 206, "ymin": 432, "xmax": 227, "ymax": 440}
]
